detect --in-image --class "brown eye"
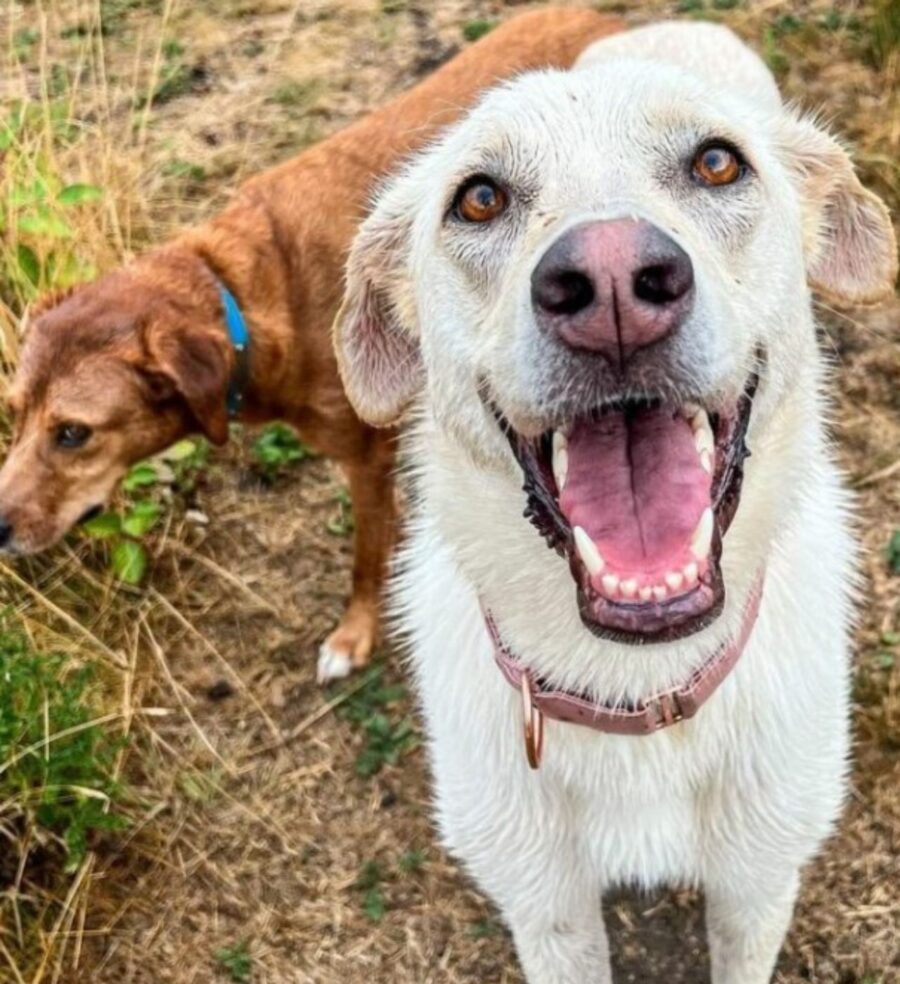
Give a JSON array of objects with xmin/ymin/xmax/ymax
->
[
  {"xmin": 692, "ymin": 143, "xmax": 745, "ymax": 186},
  {"xmin": 55, "ymin": 422, "xmax": 92, "ymax": 449},
  {"xmin": 454, "ymin": 177, "xmax": 508, "ymax": 223}
]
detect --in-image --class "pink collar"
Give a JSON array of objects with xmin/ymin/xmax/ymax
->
[{"xmin": 485, "ymin": 578, "xmax": 764, "ymax": 768}]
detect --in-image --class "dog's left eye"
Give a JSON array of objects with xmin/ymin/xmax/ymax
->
[
  {"xmin": 691, "ymin": 143, "xmax": 746, "ymax": 187},
  {"xmin": 452, "ymin": 176, "xmax": 509, "ymax": 223},
  {"xmin": 55, "ymin": 423, "xmax": 92, "ymax": 449}
]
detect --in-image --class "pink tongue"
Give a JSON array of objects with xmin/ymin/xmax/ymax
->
[{"xmin": 559, "ymin": 407, "xmax": 711, "ymax": 578}]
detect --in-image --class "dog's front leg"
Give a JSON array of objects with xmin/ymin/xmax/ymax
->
[
  {"xmin": 456, "ymin": 810, "xmax": 612, "ymax": 983},
  {"xmin": 317, "ymin": 433, "xmax": 397, "ymax": 683},
  {"xmin": 705, "ymin": 870, "xmax": 799, "ymax": 984}
]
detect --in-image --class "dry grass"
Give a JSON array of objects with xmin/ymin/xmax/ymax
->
[{"xmin": 0, "ymin": 1, "xmax": 897, "ymax": 982}]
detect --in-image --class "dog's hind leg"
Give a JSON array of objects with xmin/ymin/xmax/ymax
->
[
  {"xmin": 705, "ymin": 869, "xmax": 799, "ymax": 984},
  {"xmin": 317, "ymin": 431, "xmax": 397, "ymax": 684}
]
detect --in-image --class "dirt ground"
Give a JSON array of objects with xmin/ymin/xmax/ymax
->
[{"xmin": 3, "ymin": 1, "xmax": 899, "ymax": 983}]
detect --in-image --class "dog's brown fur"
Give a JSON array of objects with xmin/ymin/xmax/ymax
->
[{"xmin": 0, "ymin": 9, "xmax": 623, "ymax": 673}]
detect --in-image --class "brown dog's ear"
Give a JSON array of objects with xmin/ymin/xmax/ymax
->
[
  {"xmin": 334, "ymin": 193, "xmax": 423, "ymax": 427},
  {"xmin": 143, "ymin": 327, "xmax": 231, "ymax": 445},
  {"xmin": 777, "ymin": 114, "xmax": 897, "ymax": 305}
]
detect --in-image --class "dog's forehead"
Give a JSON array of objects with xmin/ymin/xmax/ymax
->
[{"xmin": 441, "ymin": 61, "xmax": 754, "ymax": 176}]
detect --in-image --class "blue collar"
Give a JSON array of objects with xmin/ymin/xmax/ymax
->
[{"xmin": 218, "ymin": 281, "xmax": 251, "ymax": 417}]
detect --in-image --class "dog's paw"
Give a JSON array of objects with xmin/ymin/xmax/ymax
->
[
  {"xmin": 316, "ymin": 643, "xmax": 354, "ymax": 685},
  {"xmin": 316, "ymin": 612, "xmax": 378, "ymax": 685}
]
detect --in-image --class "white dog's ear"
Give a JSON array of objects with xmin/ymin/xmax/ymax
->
[
  {"xmin": 777, "ymin": 114, "xmax": 897, "ymax": 305},
  {"xmin": 334, "ymin": 195, "xmax": 422, "ymax": 427}
]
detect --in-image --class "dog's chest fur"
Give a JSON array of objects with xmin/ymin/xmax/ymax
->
[{"xmin": 396, "ymin": 411, "xmax": 853, "ymax": 892}]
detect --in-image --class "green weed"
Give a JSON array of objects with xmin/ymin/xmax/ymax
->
[
  {"xmin": 868, "ymin": 0, "xmax": 900, "ymax": 69},
  {"xmin": 336, "ymin": 667, "xmax": 417, "ymax": 777},
  {"xmin": 0, "ymin": 628, "xmax": 126, "ymax": 873},
  {"xmin": 215, "ymin": 940, "xmax": 252, "ymax": 982},
  {"xmin": 81, "ymin": 438, "xmax": 210, "ymax": 585},
  {"xmin": 462, "ymin": 19, "xmax": 495, "ymax": 43},
  {"xmin": 250, "ymin": 422, "xmax": 313, "ymax": 482},
  {"xmin": 354, "ymin": 859, "xmax": 386, "ymax": 922}
]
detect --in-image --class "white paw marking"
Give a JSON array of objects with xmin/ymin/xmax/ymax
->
[{"xmin": 317, "ymin": 643, "xmax": 352, "ymax": 685}]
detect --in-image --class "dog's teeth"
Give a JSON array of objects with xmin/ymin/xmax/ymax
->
[
  {"xmin": 690, "ymin": 508, "xmax": 714, "ymax": 560},
  {"xmin": 573, "ymin": 526, "xmax": 604, "ymax": 575},
  {"xmin": 683, "ymin": 561, "xmax": 699, "ymax": 585},
  {"xmin": 652, "ymin": 585, "xmax": 668, "ymax": 602},
  {"xmin": 682, "ymin": 402, "xmax": 702, "ymax": 419},
  {"xmin": 699, "ymin": 449, "xmax": 713, "ymax": 474},
  {"xmin": 665, "ymin": 571, "xmax": 684, "ymax": 592},
  {"xmin": 693, "ymin": 417, "xmax": 714, "ymax": 457},
  {"xmin": 552, "ymin": 432, "xmax": 568, "ymax": 492},
  {"xmin": 601, "ymin": 573, "xmax": 619, "ymax": 596},
  {"xmin": 639, "ymin": 586, "xmax": 653, "ymax": 602},
  {"xmin": 620, "ymin": 578, "xmax": 638, "ymax": 599}
]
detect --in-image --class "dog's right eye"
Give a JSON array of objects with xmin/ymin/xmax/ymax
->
[
  {"xmin": 55, "ymin": 423, "xmax": 92, "ymax": 449},
  {"xmin": 452, "ymin": 176, "xmax": 509, "ymax": 224}
]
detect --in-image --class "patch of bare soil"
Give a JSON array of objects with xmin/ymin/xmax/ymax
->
[{"xmin": 9, "ymin": 1, "xmax": 897, "ymax": 982}]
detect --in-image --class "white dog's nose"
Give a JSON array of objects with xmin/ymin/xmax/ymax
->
[{"xmin": 531, "ymin": 218, "xmax": 694, "ymax": 370}]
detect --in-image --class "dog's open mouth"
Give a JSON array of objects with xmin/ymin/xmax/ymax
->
[{"xmin": 495, "ymin": 377, "xmax": 757, "ymax": 643}]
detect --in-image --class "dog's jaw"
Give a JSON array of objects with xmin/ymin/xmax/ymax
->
[{"xmin": 492, "ymin": 372, "xmax": 757, "ymax": 644}]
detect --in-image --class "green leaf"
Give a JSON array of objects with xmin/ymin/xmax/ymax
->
[
  {"xmin": 462, "ymin": 19, "xmax": 496, "ymax": 42},
  {"xmin": 874, "ymin": 652, "xmax": 895, "ymax": 670},
  {"xmin": 887, "ymin": 530, "xmax": 900, "ymax": 575},
  {"xmin": 215, "ymin": 940, "xmax": 252, "ymax": 983},
  {"xmin": 16, "ymin": 243, "xmax": 40, "ymax": 285},
  {"xmin": 121, "ymin": 500, "xmax": 161, "ymax": 537},
  {"xmin": 122, "ymin": 462, "xmax": 158, "ymax": 492},
  {"xmin": 161, "ymin": 438, "xmax": 197, "ymax": 462},
  {"xmin": 363, "ymin": 887, "xmax": 386, "ymax": 922},
  {"xmin": 58, "ymin": 183, "xmax": 103, "ymax": 205},
  {"xmin": 17, "ymin": 209, "xmax": 74, "ymax": 239},
  {"xmin": 111, "ymin": 540, "xmax": 148, "ymax": 585},
  {"xmin": 881, "ymin": 631, "xmax": 900, "ymax": 646},
  {"xmin": 81, "ymin": 512, "xmax": 122, "ymax": 539}
]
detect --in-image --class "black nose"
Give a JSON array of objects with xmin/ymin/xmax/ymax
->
[{"xmin": 0, "ymin": 518, "xmax": 13, "ymax": 549}]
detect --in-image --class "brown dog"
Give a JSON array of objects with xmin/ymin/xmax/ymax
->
[{"xmin": 0, "ymin": 8, "xmax": 622, "ymax": 683}]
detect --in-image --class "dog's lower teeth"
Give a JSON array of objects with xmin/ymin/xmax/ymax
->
[
  {"xmin": 639, "ymin": 586, "xmax": 653, "ymax": 602},
  {"xmin": 573, "ymin": 526, "xmax": 604, "ymax": 575},
  {"xmin": 683, "ymin": 561, "xmax": 699, "ymax": 584},
  {"xmin": 665, "ymin": 571, "xmax": 684, "ymax": 591},
  {"xmin": 652, "ymin": 585, "xmax": 668, "ymax": 602},
  {"xmin": 602, "ymin": 573, "xmax": 619, "ymax": 595},
  {"xmin": 690, "ymin": 508, "xmax": 714, "ymax": 560},
  {"xmin": 620, "ymin": 578, "xmax": 638, "ymax": 599}
]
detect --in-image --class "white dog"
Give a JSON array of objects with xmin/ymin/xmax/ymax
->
[{"xmin": 335, "ymin": 21, "xmax": 897, "ymax": 984}]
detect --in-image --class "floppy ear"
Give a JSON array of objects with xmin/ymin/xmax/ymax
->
[
  {"xmin": 334, "ymin": 192, "xmax": 422, "ymax": 427},
  {"xmin": 777, "ymin": 114, "xmax": 897, "ymax": 305},
  {"xmin": 143, "ymin": 326, "xmax": 231, "ymax": 445}
]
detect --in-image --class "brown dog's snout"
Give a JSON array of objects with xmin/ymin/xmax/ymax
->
[{"xmin": 531, "ymin": 218, "xmax": 694, "ymax": 369}]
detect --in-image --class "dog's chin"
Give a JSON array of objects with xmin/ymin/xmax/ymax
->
[{"xmin": 490, "ymin": 374, "xmax": 757, "ymax": 645}]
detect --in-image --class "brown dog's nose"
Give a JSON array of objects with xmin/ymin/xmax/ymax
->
[
  {"xmin": 531, "ymin": 219, "xmax": 694, "ymax": 368},
  {"xmin": 0, "ymin": 517, "xmax": 12, "ymax": 549}
]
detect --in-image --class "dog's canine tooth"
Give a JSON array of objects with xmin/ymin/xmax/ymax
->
[
  {"xmin": 683, "ymin": 561, "xmax": 699, "ymax": 585},
  {"xmin": 652, "ymin": 585, "xmax": 668, "ymax": 602},
  {"xmin": 552, "ymin": 431, "xmax": 569, "ymax": 492},
  {"xmin": 699, "ymin": 449, "xmax": 713, "ymax": 474},
  {"xmin": 573, "ymin": 525, "xmax": 604, "ymax": 575},
  {"xmin": 690, "ymin": 508, "xmax": 714, "ymax": 560},
  {"xmin": 693, "ymin": 417, "xmax": 714, "ymax": 456},
  {"xmin": 665, "ymin": 571, "xmax": 684, "ymax": 592},
  {"xmin": 601, "ymin": 573, "xmax": 619, "ymax": 597},
  {"xmin": 620, "ymin": 578, "xmax": 638, "ymax": 599}
]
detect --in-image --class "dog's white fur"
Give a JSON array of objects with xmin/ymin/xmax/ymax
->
[{"xmin": 335, "ymin": 22, "xmax": 897, "ymax": 984}]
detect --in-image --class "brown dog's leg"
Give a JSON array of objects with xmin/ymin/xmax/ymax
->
[{"xmin": 317, "ymin": 432, "xmax": 397, "ymax": 683}]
